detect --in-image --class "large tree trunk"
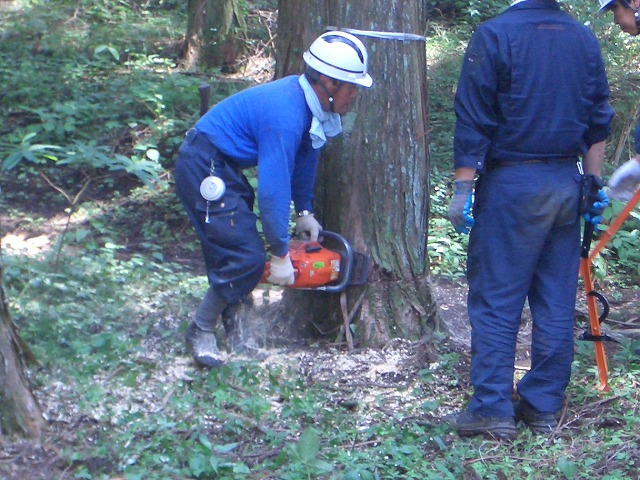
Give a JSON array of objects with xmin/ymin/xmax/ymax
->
[
  {"xmin": 182, "ymin": 0, "xmax": 247, "ymax": 72},
  {"xmin": 0, "ymin": 262, "xmax": 44, "ymax": 439},
  {"xmin": 274, "ymin": 1, "xmax": 326, "ymax": 78},
  {"xmin": 275, "ymin": 0, "xmax": 436, "ymax": 347}
]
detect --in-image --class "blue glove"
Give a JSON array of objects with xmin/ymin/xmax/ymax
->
[
  {"xmin": 582, "ymin": 188, "xmax": 608, "ymax": 225},
  {"xmin": 448, "ymin": 180, "xmax": 475, "ymax": 234}
]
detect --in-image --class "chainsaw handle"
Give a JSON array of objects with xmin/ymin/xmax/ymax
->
[{"xmin": 314, "ymin": 230, "xmax": 354, "ymax": 293}]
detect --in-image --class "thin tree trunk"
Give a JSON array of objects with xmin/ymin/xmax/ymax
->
[
  {"xmin": 182, "ymin": 0, "xmax": 247, "ymax": 72},
  {"xmin": 0, "ymin": 262, "xmax": 44, "ymax": 439},
  {"xmin": 181, "ymin": 0, "xmax": 206, "ymax": 70}
]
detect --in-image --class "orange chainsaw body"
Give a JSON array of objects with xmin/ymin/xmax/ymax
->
[{"xmin": 262, "ymin": 239, "xmax": 342, "ymax": 288}]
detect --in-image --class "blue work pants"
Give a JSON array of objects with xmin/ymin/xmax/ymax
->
[
  {"xmin": 175, "ymin": 129, "xmax": 265, "ymax": 305},
  {"xmin": 466, "ymin": 160, "xmax": 582, "ymax": 417}
]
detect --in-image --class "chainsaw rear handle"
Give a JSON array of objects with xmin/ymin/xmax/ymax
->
[{"xmin": 314, "ymin": 230, "xmax": 354, "ymax": 293}]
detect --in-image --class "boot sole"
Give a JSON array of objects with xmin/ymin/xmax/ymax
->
[
  {"xmin": 457, "ymin": 426, "xmax": 518, "ymax": 440},
  {"xmin": 193, "ymin": 355, "xmax": 224, "ymax": 368}
]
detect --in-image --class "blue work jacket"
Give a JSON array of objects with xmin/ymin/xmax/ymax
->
[
  {"xmin": 195, "ymin": 76, "xmax": 319, "ymax": 256},
  {"xmin": 454, "ymin": 0, "xmax": 614, "ymax": 171}
]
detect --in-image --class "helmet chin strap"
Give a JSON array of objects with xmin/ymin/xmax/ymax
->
[{"xmin": 318, "ymin": 80, "xmax": 344, "ymax": 113}]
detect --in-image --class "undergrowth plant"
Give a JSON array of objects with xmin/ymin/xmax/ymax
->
[{"xmin": 0, "ymin": 0, "xmax": 247, "ymax": 268}]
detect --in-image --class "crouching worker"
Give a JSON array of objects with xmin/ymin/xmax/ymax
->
[{"xmin": 175, "ymin": 31, "xmax": 373, "ymax": 368}]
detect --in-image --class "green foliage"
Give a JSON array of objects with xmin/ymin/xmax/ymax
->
[
  {"xmin": 286, "ymin": 428, "xmax": 334, "ymax": 477},
  {"xmin": 1, "ymin": 2, "xmax": 640, "ymax": 479},
  {"xmin": 427, "ymin": 0, "xmax": 510, "ymax": 25},
  {"xmin": 2, "ymin": 136, "xmax": 162, "ymax": 187},
  {"xmin": 0, "ymin": 0, "xmax": 252, "ymax": 266},
  {"xmin": 0, "ymin": 133, "xmax": 61, "ymax": 170},
  {"xmin": 596, "ymin": 202, "xmax": 640, "ymax": 281},
  {"xmin": 0, "ymin": 0, "xmax": 237, "ymax": 210}
]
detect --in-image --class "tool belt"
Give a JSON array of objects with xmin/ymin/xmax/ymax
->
[{"xmin": 489, "ymin": 156, "xmax": 578, "ymax": 169}]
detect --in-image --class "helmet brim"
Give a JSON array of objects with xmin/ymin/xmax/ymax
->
[
  {"xmin": 352, "ymin": 74, "xmax": 373, "ymax": 88},
  {"xmin": 596, "ymin": 0, "xmax": 615, "ymax": 15}
]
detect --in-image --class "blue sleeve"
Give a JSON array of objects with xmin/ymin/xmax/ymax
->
[
  {"xmin": 291, "ymin": 141, "xmax": 319, "ymax": 213},
  {"xmin": 257, "ymin": 129, "xmax": 300, "ymax": 257},
  {"xmin": 583, "ymin": 38, "xmax": 614, "ymax": 147},
  {"xmin": 453, "ymin": 26, "xmax": 501, "ymax": 171},
  {"xmin": 635, "ymin": 123, "xmax": 640, "ymax": 154}
]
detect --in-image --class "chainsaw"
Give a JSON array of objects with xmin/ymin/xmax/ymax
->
[{"xmin": 261, "ymin": 230, "xmax": 370, "ymax": 293}]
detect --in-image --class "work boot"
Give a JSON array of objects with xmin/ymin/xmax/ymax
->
[
  {"xmin": 514, "ymin": 400, "xmax": 558, "ymax": 433},
  {"xmin": 185, "ymin": 322, "xmax": 224, "ymax": 368},
  {"xmin": 445, "ymin": 410, "xmax": 517, "ymax": 440}
]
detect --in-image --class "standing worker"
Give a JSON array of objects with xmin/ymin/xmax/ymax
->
[
  {"xmin": 447, "ymin": 0, "xmax": 614, "ymax": 439},
  {"xmin": 175, "ymin": 31, "xmax": 373, "ymax": 368},
  {"xmin": 597, "ymin": 0, "xmax": 640, "ymax": 201}
]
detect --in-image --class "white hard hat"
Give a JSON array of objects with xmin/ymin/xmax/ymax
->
[
  {"xmin": 303, "ymin": 31, "xmax": 373, "ymax": 88},
  {"xmin": 597, "ymin": 0, "xmax": 617, "ymax": 14}
]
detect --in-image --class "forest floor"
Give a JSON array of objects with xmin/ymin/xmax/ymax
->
[{"xmin": 2, "ymin": 204, "xmax": 640, "ymax": 479}]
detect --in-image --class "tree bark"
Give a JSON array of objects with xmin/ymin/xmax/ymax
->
[
  {"xmin": 276, "ymin": 0, "xmax": 437, "ymax": 347},
  {"xmin": 0, "ymin": 262, "xmax": 44, "ymax": 439},
  {"xmin": 274, "ymin": 0, "xmax": 329, "ymax": 77},
  {"xmin": 182, "ymin": 0, "xmax": 247, "ymax": 72}
]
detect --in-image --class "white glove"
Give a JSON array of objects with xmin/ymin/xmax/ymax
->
[
  {"xmin": 267, "ymin": 253, "xmax": 295, "ymax": 285},
  {"xmin": 294, "ymin": 213, "xmax": 322, "ymax": 241},
  {"xmin": 608, "ymin": 158, "xmax": 640, "ymax": 202}
]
